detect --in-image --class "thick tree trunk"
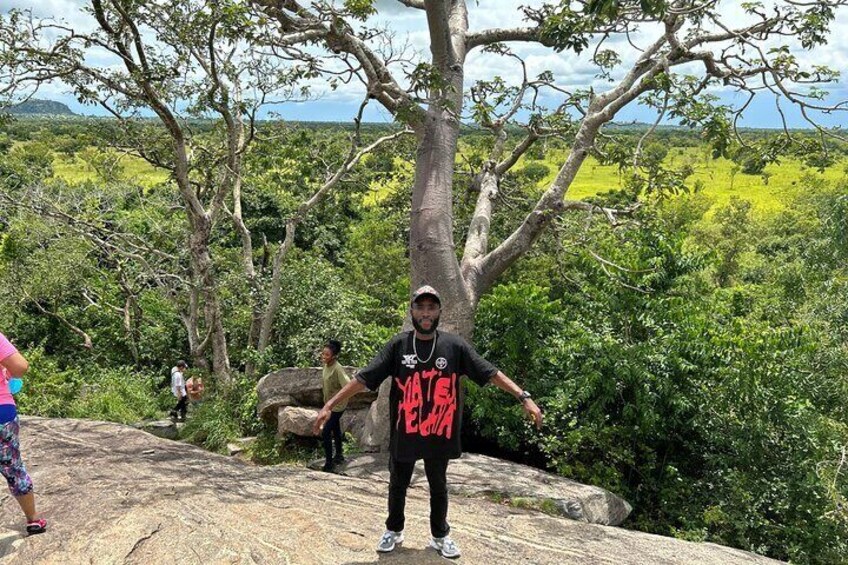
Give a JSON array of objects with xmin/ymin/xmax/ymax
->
[
  {"xmin": 257, "ymin": 221, "xmax": 296, "ymax": 355},
  {"xmin": 244, "ymin": 299, "xmax": 263, "ymax": 378},
  {"xmin": 182, "ymin": 287, "xmax": 211, "ymax": 374},
  {"xmin": 409, "ymin": 0, "xmax": 475, "ymax": 339},
  {"xmin": 123, "ymin": 296, "xmax": 141, "ymax": 364},
  {"xmin": 409, "ymin": 112, "xmax": 476, "ymax": 338},
  {"xmin": 188, "ymin": 215, "xmax": 231, "ymax": 383}
]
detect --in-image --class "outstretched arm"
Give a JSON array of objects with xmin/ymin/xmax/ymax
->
[
  {"xmin": 0, "ymin": 352, "xmax": 29, "ymax": 378},
  {"xmin": 490, "ymin": 371, "xmax": 543, "ymax": 430},
  {"xmin": 313, "ymin": 379, "xmax": 368, "ymax": 434}
]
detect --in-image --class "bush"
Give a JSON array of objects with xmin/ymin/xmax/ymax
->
[
  {"xmin": 247, "ymin": 428, "xmax": 323, "ymax": 465},
  {"xmin": 179, "ymin": 373, "xmax": 261, "ymax": 453},
  {"xmin": 519, "ymin": 162, "xmax": 550, "ymax": 184},
  {"xmin": 179, "ymin": 396, "xmax": 244, "ymax": 454},
  {"xmin": 467, "ymin": 191, "xmax": 848, "ymax": 563},
  {"xmin": 15, "ymin": 348, "xmax": 161, "ymax": 423},
  {"xmin": 267, "ymin": 251, "xmax": 396, "ymax": 369},
  {"xmin": 67, "ymin": 369, "xmax": 161, "ymax": 423},
  {"xmin": 13, "ymin": 348, "xmax": 81, "ymax": 418}
]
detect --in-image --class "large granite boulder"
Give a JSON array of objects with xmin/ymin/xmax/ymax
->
[
  {"xmin": 5, "ymin": 417, "xmax": 783, "ymax": 564},
  {"xmin": 276, "ymin": 406, "xmax": 371, "ymax": 442},
  {"xmin": 257, "ymin": 367, "xmax": 376, "ymax": 423},
  {"xmin": 340, "ymin": 408, "xmax": 370, "ymax": 445},
  {"xmin": 358, "ymin": 378, "xmax": 391, "ymax": 452},
  {"xmin": 333, "ymin": 452, "xmax": 633, "ymax": 526},
  {"xmin": 277, "ymin": 406, "xmax": 318, "ymax": 436}
]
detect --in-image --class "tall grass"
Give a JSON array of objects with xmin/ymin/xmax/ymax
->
[{"xmin": 52, "ymin": 151, "xmax": 169, "ymax": 187}]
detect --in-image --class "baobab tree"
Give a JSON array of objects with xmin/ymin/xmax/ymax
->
[{"xmin": 253, "ymin": 0, "xmax": 848, "ymax": 337}]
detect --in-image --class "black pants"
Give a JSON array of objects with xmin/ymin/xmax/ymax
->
[
  {"xmin": 386, "ymin": 456, "xmax": 450, "ymax": 538},
  {"xmin": 172, "ymin": 396, "xmax": 187, "ymax": 419},
  {"xmin": 322, "ymin": 410, "xmax": 344, "ymax": 464}
]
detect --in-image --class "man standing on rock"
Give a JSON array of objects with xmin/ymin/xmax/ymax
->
[
  {"xmin": 169, "ymin": 360, "xmax": 188, "ymax": 422},
  {"xmin": 313, "ymin": 285, "xmax": 543, "ymax": 559}
]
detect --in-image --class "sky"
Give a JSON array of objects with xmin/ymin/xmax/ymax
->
[{"xmin": 2, "ymin": 0, "xmax": 847, "ymax": 128}]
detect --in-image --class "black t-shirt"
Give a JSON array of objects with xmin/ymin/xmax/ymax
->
[{"xmin": 355, "ymin": 330, "xmax": 497, "ymax": 462}]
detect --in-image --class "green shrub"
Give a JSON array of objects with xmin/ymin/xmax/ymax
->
[
  {"xmin": 67, "ymin": 369, "xmax": 161, "ymax": 423},
  {"xmin": 179, "ymin": 373, "xmax": 261, "ymax": 453},
  {"xmin": 13, "ymin": 348, "xmax": 81, "ymax": 418},
  {"xmin": 179, "ymin": 396, "xmax": 243, "ymax": 454},
  {"xmin": 468, "ymin": 192, "xmax": 848, "ymax": 563},
  {"xmin": 15, "ymin": 349, "xmax": 160, "ymax": 423},
  {"xmin": 247, "ymin": 428, "xmax": 323, "ymax": 465}
]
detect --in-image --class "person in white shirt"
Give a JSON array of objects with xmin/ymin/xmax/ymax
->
[{"xmin": 169, "ymin": 360, "xmax": 188, "ymax": 422}]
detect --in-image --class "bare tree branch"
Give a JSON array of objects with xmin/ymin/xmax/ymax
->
[
  {"xmin": 466, "ymin": 26, "xmax": 548, "ymax": 50},
  {"xmin": 396, "ymin": 0, "xmax": 425, "ymax": 9},
  {"xmin": 24, "ymin": 291, "xmax": 93, "ymax": 349}
]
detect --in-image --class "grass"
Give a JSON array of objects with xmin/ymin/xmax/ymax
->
[
  {"xmin": 52, "ymin": 151, "xmax": 170, "ymax": 187},
  {"xmin": 44, "ymin": 140, "xmax": 848, "ymax": 219},
  {"xmin": 545, "ymin": 146, "xmax": 848, "ymax": 218},
  {"xmin": 244, "ymin": 429, "xmax": 361, "ymax": 466},
  {"xmin": 361, "ymin": 144, "xmax": 847, "ymax": 218}
]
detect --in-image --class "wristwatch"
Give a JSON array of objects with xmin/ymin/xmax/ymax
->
[{"xmin": 518, "ymin": 390, "xmax": 532, "ymax": 403}]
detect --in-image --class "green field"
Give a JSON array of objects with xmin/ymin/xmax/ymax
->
[
  {"xmin": 556, "ymin": 147, "xmax": 847, "ymax": 217},
  {"xmin": 52, "ymin": 152, "xmax": 170, "ymax": 187},
  {"xmin": 48, "ymin": 143, "xmax": 847, "ymax": 217}
]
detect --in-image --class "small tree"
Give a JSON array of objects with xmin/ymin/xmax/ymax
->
[{"xmin": 0, "ymin": 1, "xmax": 409, "ymax": 378}]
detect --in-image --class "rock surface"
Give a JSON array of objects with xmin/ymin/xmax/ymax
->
[
  {"xmin": 358, "ymin": 378, "xmax": 392, "ymax": 452},
  {"xmin": 278, "ymin": 406, "xmax": 319, "ymax": 437},
  {"xmin": 134, "ymin": 419, "xmax": 182, "ymax": 440},
  {"xmin": 0, "ymin": 417, "xmax": 783, "ymax": 564},
  {"xmin": 328, "ymin": 452, "xmax": 632, "ymax": 526},
  {"xmin": 226, "ymin": 436, "xmax": 256, "ymax": 456}
]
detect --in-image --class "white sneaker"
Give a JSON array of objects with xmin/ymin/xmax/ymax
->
[
  {"xmin": 430, "ymin": 535, "xmax": 461, "ymax": 558},
  {"xmin": 376, "ymin": 530, "xmax": 404, "ymax": 552}
]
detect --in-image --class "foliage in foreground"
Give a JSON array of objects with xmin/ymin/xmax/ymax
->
[{"xmin": 468, "ymin": 184, "xmax": 848, "ymax": 563}]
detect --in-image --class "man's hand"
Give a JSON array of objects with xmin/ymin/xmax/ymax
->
[
  {"xmin": 522, "ymin": 399, "xmax": 543, "ymax": 430},
  {"xmin": 313, "ymin": 380, "xmax": 367, "ymax": 435},
  {"xmin": 313, "ymin": 406, "xmax": 332, "ymax": 435}
]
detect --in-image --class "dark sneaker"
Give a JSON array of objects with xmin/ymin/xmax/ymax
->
[
  {"xmin": 321, "ymin": 462, "xmax": 335, "ymax": 473},
  {"xmin": 26, "ymin": 518, "xmax": 47, "ymax": 535}
]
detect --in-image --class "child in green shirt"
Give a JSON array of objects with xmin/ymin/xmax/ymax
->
[{"xmin": 321, "ymin": 339, "xmax": 350, "ymax": 472}]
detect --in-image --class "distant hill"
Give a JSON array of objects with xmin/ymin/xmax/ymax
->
[{"xmin": 5, "ymin": 99, "xmax": 76, "ymax": 116}]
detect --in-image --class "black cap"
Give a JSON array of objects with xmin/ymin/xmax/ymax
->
[{"xmin": 411, "ymin": 285, "xmax": 441, "ymax": 306}]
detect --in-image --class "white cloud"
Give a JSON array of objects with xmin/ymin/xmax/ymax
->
[
  {"xmin": 2, "ymin": 0, "xmax": 846, "ymax": 126},
  {"xmin": 0, "ymin": 0, "xmax": 95, "ymax": 32}
]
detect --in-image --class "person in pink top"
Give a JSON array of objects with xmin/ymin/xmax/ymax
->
[{"xmin": 0, "ymin": 332, "xmax": 47, "ymax": 535}]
